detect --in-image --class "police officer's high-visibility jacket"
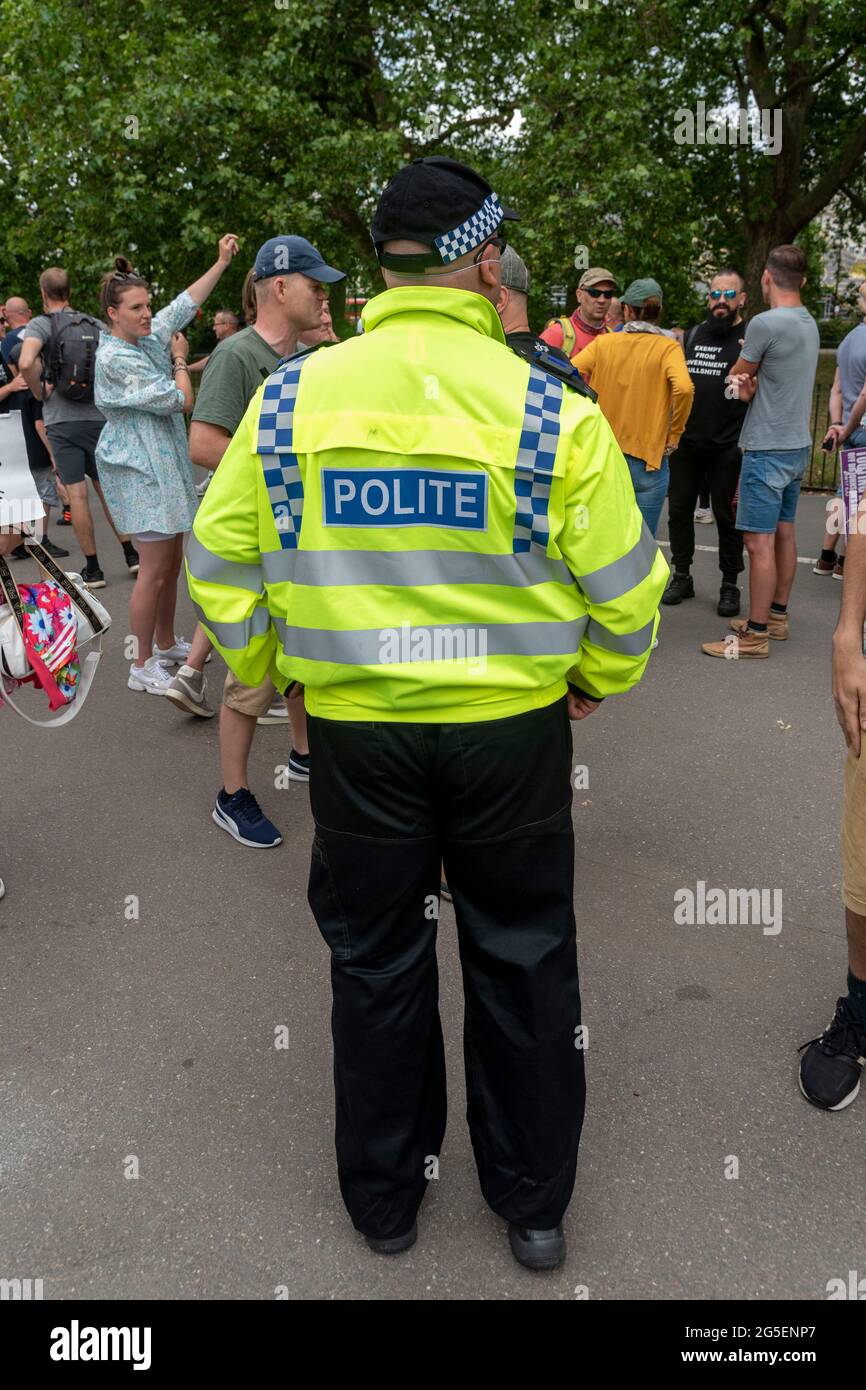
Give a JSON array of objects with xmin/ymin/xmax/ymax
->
[{"xmin": 187, "ymin": 286, "xmax": 669, "ymax": 723}]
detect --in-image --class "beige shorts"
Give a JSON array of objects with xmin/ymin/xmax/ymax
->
[
  {"xmin": 223, "ymin": 669, "xmax": 278, "ymax": 717},
  {"xmin": 842, "ymin": 747, "xmax": 866, "ymax": 914}
]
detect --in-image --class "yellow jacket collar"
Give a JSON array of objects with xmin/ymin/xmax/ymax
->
[{"xmin": 362, "ymin": 286, "xmax": 506, "ymax": 345}]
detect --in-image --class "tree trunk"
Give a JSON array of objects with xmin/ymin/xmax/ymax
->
[{"xmin": 743, "ymin": 230, "xmax": 772, "ymax": 318}]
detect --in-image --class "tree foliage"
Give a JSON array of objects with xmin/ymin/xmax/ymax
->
[{"xmin": 1, "ymin": 0, "xmax": 863, "ymax": 333}]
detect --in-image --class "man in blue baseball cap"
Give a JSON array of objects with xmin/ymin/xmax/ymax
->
[
  {"xmin": 252, "ymin": 234, "xmax": 346, "ymax": 285},
  {"xmin": 178, "ymin": 233, "xmax": 346, "ymax": 850}
]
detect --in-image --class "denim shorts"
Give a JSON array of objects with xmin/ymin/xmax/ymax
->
[{"xmin": 735, "ymin": 446, "xmax": 811, "ymax": 533}]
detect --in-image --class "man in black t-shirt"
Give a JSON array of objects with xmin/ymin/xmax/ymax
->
[{"xmin": 663, "ymin": 270, "xmax": 749, "ymax": 617}]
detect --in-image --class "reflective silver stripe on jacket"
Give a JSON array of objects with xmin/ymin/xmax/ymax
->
[
  {"xmin": 187, "ymin": 534, "xmax": 264, "ymax": 592},
  {"xmin": 577, "ymin": 524, "xmax": 660, "ymax": 604},
  {"xmin": 264, "ymin": 547, "xmax": 574, "ymax": 588},
  {"xmin": 585, "ymin": 618, "xmax": 655, "ymax": 655},
  {"xmin": 193, "ymin": 603, "xmax": 272, "ymax": 649},
  {"xmin": 272, "ymin": 616, "xmax": 589, "ymax": 665},
  {"xmin": 189, "ymin": 536, "xmax": 574, "ymax": 590}
]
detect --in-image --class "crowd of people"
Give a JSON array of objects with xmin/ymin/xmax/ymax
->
[{"xmin": 3, "ymin": 154, "xmax": 866, "ymax": 1269}]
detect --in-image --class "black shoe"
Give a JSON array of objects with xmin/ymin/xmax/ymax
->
[
  {"xmin": 41, "ymin": 538, "xmax": 70, "ymax": 559},
  {"xmin": 508, "ymin": 1222, "xmax": 566, "ymax": 1271},
  {"xmin": 57, "ymin": 508, "xmax": 72, "ymax": 526},
  {"xmin": 798, "ymin": 998, "xmax": 866, "ymax": 1111},
  {"xmin": 364, "ymin": 1221, "xmax": 417, "ymax": 1255},
  {"xmin": 9, "ymin": 544, "xmax": 29, "ymax": 560},
  {"xmin": 661, "ymin": 572, "xmax": 694, "ymax": 605},
  {"xmin": 717, "ymin": 583, "xmax": 741, "ymax": 618},
  {"xmin": 81, "ymin": 564, "xmax": 106, "ymax": 590}
]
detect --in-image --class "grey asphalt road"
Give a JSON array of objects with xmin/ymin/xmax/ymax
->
[{"xmin": 1, "ymin": 492, "xmax": 861, "ymax": 1301}]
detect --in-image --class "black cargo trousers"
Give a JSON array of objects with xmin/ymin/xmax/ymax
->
[
  {"xmin": 307, "ymin": 697, "xmax": 586, "ymax": 1242},
  {"xmin": 667, "ymin": 440, "xmax": 744, "ymax": 577}
]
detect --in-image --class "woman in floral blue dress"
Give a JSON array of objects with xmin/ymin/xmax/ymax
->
[{"xmin": 95, "ymin": 234, "xmax": 238, "ymax": 695}]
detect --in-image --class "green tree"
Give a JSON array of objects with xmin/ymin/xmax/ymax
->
[
  {"xmin": 517, "ymin": 0, "xmax": 866, "ymax": 318},
  {"xmin": 0, "ymin": 0, "xmax": 535, "ymax": 320}
]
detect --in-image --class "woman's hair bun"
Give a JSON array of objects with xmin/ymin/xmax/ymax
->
[{"xmin": 114, "ymin": 255, "xmax": 134, "ymax": 276}]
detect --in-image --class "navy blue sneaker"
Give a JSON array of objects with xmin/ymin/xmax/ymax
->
[
  {"xmin": 287, "ymin": 749, "xmax": 310, "ymax": 782},
  {"xmin": 212, "ymin": 788, "xmax": 282, "ymax": 848}
]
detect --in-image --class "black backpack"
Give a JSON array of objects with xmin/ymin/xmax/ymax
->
[{"xmin": 45, "ymin": 310, "xmax": 102, "ymax": 403}]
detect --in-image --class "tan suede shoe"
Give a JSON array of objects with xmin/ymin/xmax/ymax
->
[
  {"xmin": 702, "ymin": 626, "xmax": 769, "ymax": 658},
  {"xmin": 730, "ymin": 612, "xmax": 789, "ymax": 640}
]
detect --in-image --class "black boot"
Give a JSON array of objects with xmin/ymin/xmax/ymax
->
[
  {"xmin": 364, "ymin": 1221, "xmax": 418, "ymax": 1255},
  {"xmin": 717, "ymin": 583, "xmax": 741, "ymax": 617},
  {"xmin": 508, "ymin": 1222, "xmax": 566, "ymax": 1271},
  {"xmin": 662, "ymin": 572, "xmax": 694, "ymax": 605}
]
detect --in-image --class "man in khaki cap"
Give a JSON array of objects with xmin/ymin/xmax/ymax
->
[{"xmin": 540, "ymin": 266, "xmax": 618, "ymax": 360}]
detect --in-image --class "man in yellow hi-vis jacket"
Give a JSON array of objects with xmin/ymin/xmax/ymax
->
[{"xmin": 188, "ymin": 157, "xmax": 668, "ymax": 1271}]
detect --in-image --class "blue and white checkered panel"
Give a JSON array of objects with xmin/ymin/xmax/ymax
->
[
  {"xmin": 256, "ymin": 361, "xmax": 304, "ymax": 454},
  {"xmin": 262, "ymin": 454, "xmax": 303, "ymax": 551},
  {"xmin": 434, "ymin": 194, "xmax": 505, "ymax": 264},
  {"xmin": 512, "ymin": 367, "xmax": 562, "ymax": 553},
  {"xmin": 257, "ymin": 357, "xmax": 308, "ymax": 550}
]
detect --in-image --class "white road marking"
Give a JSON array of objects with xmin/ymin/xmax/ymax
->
[{"xmin": 657, "ymin": 540, "xmax": 821, "ymax": 566}]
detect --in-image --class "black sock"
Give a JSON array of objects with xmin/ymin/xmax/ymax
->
[
  {"xmin": 674, "ymin": 568, "xmax": 690, "ymax": 578},
  {"xmin": 84, "ymin": 552, "xmax": 99, "ymax": 570},
  {"xmin": 846, "ymin": 969, "xmax": 866, "ymax": 1027},
  {"xmin": 821, "ymin": 547, "xmax": 837, "ymax": 564},
  {"xmin": 837, "ymin": 555, "xmax": 845, "ymax": 569},
  {"xmin": 770, "ymin": 602, "xmax": 787, "ymax": 615},
  {"xmin": 721, "ymin": 572, "xmax": 738, "ymax": 587},
  {"xmin": 746, "ymin": 619, "xmax": 768, "ymax": 633},
  {"xmin": 122, "ymin": 539, "xmax": 137, "ymax": 557}
]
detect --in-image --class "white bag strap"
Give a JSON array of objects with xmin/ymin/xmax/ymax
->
[{"xmin": 1, "ymin": 642, "xmax": 102, "ymax": 727}]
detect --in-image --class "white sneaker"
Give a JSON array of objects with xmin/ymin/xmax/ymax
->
[
  {"xmin": 153, "ymin": 635, "xmax": 212, "ymax": 665},
  {"xmin": 128, "ymin": 657, "xmax": 175, "ymax": 694},
  {"xmin": 195, "ymin": 472, "xmax": 214, "ymax": 497},
  {"xmin": 257, "ymin": 696, "xmax": 289, "ymax": 725},
  {"xmin": 694, "ymin": 507, "xmax": 714, "ymax": 524}
]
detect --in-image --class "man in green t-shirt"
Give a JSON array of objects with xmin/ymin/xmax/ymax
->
[{"xmin": 168, "ymin": 235, "xmax": 345, "ymax": 850}]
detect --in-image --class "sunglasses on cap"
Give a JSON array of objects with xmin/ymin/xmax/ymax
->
[
  {"xmin": 709, "ymin": 288, "xmax": 738, "ymax": 300},
  {"xmin": 583, "ymin": 286, "xmax": 615, "ymax": 299}
]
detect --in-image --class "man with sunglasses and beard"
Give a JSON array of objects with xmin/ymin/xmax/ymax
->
[
  {"xmin": 540, "ymin": 267, "xmax": 619, "ymax": 359},
  {"xmin": 663, "ymin": 269, "xmax": 749, "ymax": 617}
]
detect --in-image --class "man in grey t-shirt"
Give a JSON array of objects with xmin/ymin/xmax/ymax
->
[
  {"xmin": 702, "ymin": 245, "xmax": 819, "ymax": 660},
  {"xmin": 18, "ymin": 266, "xmax": 137, "ymax": 587},
  {"xmin": 830, "ymin": 281, "xmax": 866, "ymax": 447}
]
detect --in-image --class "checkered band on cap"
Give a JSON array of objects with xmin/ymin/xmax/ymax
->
[
  {"xmin": 433, "ymin": 193, "xmax": 505, "ymax": 264},
  {"xmin": 513, "ymin": 365, "xmax": 563, "ymax": 554},
  {"xmin": 257, "ymin": 358, "xmax": 309, "ymax": 552}
]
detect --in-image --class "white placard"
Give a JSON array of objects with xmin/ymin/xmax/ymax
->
[{"xmin": 0, "ymin": 409, "xmax": 45, "ymax": 527}]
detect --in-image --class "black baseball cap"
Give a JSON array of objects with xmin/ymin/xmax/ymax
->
[{"xmin": 371, "ymin": 157, "xmax": 518, "ymax": 273}]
